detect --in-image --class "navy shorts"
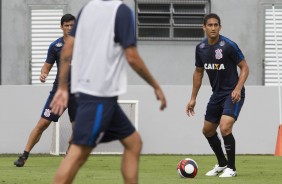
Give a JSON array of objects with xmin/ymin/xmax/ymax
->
[
  {"xmin": 41, "ymin": 85, "xmax": 77, "ymax": 122},
  {"xmin": 205, "ymin": 93, "xmax": 245, "ymax": 124},
  {"xmin": 73, "ymin": 93, "xmax": 136, "ymax": 147}
]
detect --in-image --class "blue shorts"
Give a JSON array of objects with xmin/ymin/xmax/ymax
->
[
  {"xmin": 41, "ymin": 85, "xmax": 77, "ymax": 122},
  {"xmin": 73, "ymin": 93, "xmax": 136, "ymax": 147},
  {"xmin": 205, "ymin": 93, "xmax": 245, "ymax": 124}
]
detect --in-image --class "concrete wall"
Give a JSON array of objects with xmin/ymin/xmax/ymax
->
[
  {"xmin": 2, "ymin": 0, "xmax": 282, "ymax": 85},
  {"xmin": 0, "ymin": 85, "xmax": 279, "ymax": 154},
  {"xmin": 0, "ymin": 0, "xmax": 281, "ymax": 155}
]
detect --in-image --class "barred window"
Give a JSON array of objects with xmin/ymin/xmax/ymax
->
[
  {"xmin": 30, "ymin": 7, "xmax": 64, "ymax": 85},
  {"xmin": 264, "ymin": 6, "xmax": 282, "ymax": 86},
  {"xmin": 136, "ymin": 0, "xmax": 211, "ymax": 41}
]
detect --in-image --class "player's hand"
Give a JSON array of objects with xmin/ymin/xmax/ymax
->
[
  {"xmin": 155, "ymin": 88, "xmax": 167, "ymax": 110},
  {"xmin": 50, "ymin": 88, "xmax": 69, "ymax": 115},
  {"xmin": 186, "ymin": 100, "xmax": 196, "ymax": 117},
  {"xmin": 231, "ymin": 89, "xmax": 241, "ymax": 103},
  {"xmin": 40, "ymin": 73, "xmax": 48, "ymax": 83}
]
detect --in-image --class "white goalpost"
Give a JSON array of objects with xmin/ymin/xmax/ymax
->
[{"xmin": 50, "ymin": 100, "xmax": 139, "ymax": 155}]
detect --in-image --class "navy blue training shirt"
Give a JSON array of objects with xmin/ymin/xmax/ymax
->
[
  {"xmin": 70, "ymin": 3, "xmax": 136, "ymax": 48},
  {"xmin": 195, "ymin": 35, "xmax": 245, "ymax": 94},
  {"xmin": 46, "ymin": 37, "xmax": 64, "ymax": 85}
]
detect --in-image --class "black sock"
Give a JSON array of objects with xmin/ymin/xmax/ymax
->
[
  {"xmin": 222, "ymin": 133, "xmax": 236, "ymax": 171},
  {"xmin": 23, "ymin": 151, "xmax": 29, "ymax": 159},
  {"xmin": 206, "ymin": 133, "xmax": 227, "ymax": 167}
]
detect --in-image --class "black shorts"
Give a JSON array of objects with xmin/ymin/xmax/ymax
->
[
  {"xmin": 73, "ymin": 93, "xmax": 136, "ymax": 147},
  {"xmin": 41, "ymin": 85, "xmax": 77, "ymax": 122},
  {"xmin": 205, "ymin": 93, "xmax": 245, "ymax": 123}
]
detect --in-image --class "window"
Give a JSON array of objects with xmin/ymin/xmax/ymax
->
[
  {"xmin": 30, "ymin": 7, "xmax": 64, "ymax": 84},
  {"xmin": 264, "ymin": 6, "xmax": 282, "ymax": 86},
  {"xmin": 136, "ymin": 0, "xmax": 210, "ymax": 41}
]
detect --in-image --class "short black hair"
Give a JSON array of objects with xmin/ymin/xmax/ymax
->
[
  {"xmin": 61, "ymin": 14, "xmax": 76, "ymax": 26},
  {"xmin": 203, "ymin": 13, "xmax": 221, "ymax": 26}
]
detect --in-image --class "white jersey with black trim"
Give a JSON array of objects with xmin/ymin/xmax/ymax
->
[{"xmin": 71, "ymin": 0, "xmax": 126, "ymax": 97}]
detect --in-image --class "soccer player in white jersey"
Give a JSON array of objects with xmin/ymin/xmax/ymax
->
[{"xmin": 50, "ymin": 0, "xmax": 167, "ymax": 183}]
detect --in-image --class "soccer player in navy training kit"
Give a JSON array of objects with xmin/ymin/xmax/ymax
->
[
  {"xmin": 14, "ymin": 14, "xmax": 76, "ymax": 167},
  {"xmin": 186, "ymin": 13, "xmax": 249, "ymax": 177},
  {"xmin": 50, "ymin": 0, "xmax": 167, "ymax": 183}
]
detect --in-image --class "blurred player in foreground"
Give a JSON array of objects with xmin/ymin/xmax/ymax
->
[
  {"xmin": 14, "ymin": 14, "xmax": 76, "ymax": 167},
  {"xmin": 186, "ymin": 13, "xmax": 249, "ymax": 177},
  {"xmin": 50, "ymin": 0, "xmax": 167, "ymax": 183}
]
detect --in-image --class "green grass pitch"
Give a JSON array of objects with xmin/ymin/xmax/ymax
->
[{"xmin": 1, "ymin": 154, "xmax": 282, "ymax": 184}]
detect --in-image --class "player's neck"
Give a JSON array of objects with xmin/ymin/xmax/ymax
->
[
  {"xmin": 63, "ymin": 35, "xmax": 68, "ymax": 42},
  {"xmin": 208, "ymin": 36, "xmax": 220, "ymax": 45}
]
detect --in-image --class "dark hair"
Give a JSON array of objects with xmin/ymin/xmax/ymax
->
[
  {"xmin": 203, "ymin": 13, "xmax": 221, "ymax": 26},
  {"xmin": 61, "ymin": 14, "xmax": 76, "ymax": 26}
]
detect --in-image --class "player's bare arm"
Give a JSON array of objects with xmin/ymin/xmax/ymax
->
[
  {"xmin": 40, "ymin": 63, "xmax": 53, "ymax": 83},
  {"xmin": 186, "ymin": 67, "xmax": 204, "ymax": 117},
  {"xmin": 58, "ymin": 36, "xmax": 74, "ymax": 89},
  {"xmin": 231, "ymin": 59, "xmax": 249, "ymax": 103},
  {"xmin": 50, "ymin": 36, "xmax": 74, "ymax": 115},
  {"xmin": 125, "ymin": 46, "xmax": 167, "ymax": 110}
]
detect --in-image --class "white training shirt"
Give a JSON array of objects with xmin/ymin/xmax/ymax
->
[{"xmin": 71, "ymin": 0, "xmax": 127, "ymax": 97}]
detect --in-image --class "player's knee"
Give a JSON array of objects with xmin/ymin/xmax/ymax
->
[
  {"xmin": 36, "ymin": 119, "xmax": 51, "ymax": 132},
  {"xmin": 123, "ymin": 132, "xmax": 142, "ymax": 153},
  {"xmin": 136, "ymin": 136, "xmax": 142, "ymax": 153},
  {"xmin": 77, "ymin": 156, "xmax": 88, "ymax": 167},
  {"xmin": 38, "ymin": 123, "xmax": 49, "ymax": 132},
  {"xmin": 131, "ymin": 134, "xmax": 142, "ymax": 153},
  {"xmin": 219, "ymin": 128, "xmax": 231, "ymax": 136},
  {"xmin": 202, "ymin": 128, "xmax": 215, "ymax": 137}
]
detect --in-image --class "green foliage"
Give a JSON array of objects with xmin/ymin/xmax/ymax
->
[{"xmin": 1, "ymin": 154, "xmax": 282, "ymax": 184}]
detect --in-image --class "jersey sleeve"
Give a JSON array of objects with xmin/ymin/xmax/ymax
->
[
  {"xmin": 114, "ymin": 4, "xmax": 136, "ymax": 48},
  {"xmin": 195, "ymin": 46, "xmax": 204, "ymax": 67},
  {"xmin": 45, "ymin": 44, "xmax": 56, "ymax": 64},
  {"xmin": 229, "ymin": 41, "xmax": 245, "ymax": 65}
]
